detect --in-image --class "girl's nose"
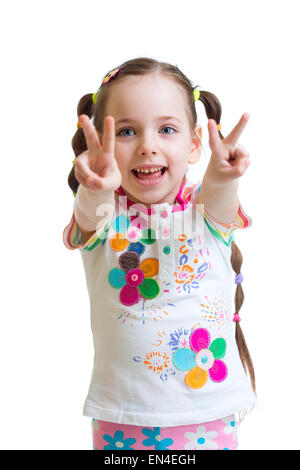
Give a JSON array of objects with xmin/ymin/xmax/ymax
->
[{"xmin": 137, "ymin": 132, "xmax": 158, "ymax": 156}]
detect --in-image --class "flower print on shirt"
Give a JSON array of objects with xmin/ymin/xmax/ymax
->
[
  {"xmin": 117, "ymin": 300, "xmax": 176, "ymax": 327},
  {"xmin": 174, "ymin": 235, "xmax": 211, "ymax": 295},
  {"xmin": 198, "ymin": 292, "xmax": 231, "ymax": 334},
  {"xmin": 172, "ymin": 327, "xmax": 228, "ymax": 389},
  {"xmin": 108, "ymin": 251, "xmax": 160, "ymax": 306},
  {"xmin": 109, "ymin": 214, "xmax": 156, "ymax": 255},
  {"xmin": 167, "ymin": 327, "xmax": 193, "ymax": 352},
  {"xmin": 184, "ymin": 425, "xmax": 218, "ymax": 450},
  {"xmin": 108, "ymin": 215, "xmax": 160, "ymax": 307},
  {"xmin": 133, "ymin": 351, "xmax": 176, "ymax": 383}
]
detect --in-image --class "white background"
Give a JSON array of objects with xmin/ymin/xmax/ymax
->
[{"xmin": 0, "ymin": 0, "xmax": 299, "ymax": 450}]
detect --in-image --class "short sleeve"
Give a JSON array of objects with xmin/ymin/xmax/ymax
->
[
  {"xmin": 196, "ymin": 184, "xmax": 252, "ymax": 246},
  {"xmin": 63, "ymin": 212, "xmax": 109, "ymax": 252}
]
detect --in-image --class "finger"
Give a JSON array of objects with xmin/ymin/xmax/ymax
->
[
  {"xmin": 224, "ymin": 113, "xmax": 249, "ymax": 147},
  {"xmin": 102, "ymin": 115, "xmax": 115, "ymax": 155},
  {"xmin": 74, "ymin": 157, "xmax": 96, "ymax": 184},
  {"xmin": 74, "ymin": 153, "xmax": 102, "ymax": 183},
  {"xmin": 232, "ymin": 156, "xmax": 251, "ymax": 177},
  {"xmin": 78, "ymin": 114, "xmax": 101, "ymax": 152},
  {"xmin": 228, "ymin": 147, "xmax": 251, "ymax": 176},
  {"xmin": 207, "ymin": 119, "xmax": 223, "ymax": 153},
  {"xmin": 75, "ymin": 162, "xmax": 104, "ymax": 191}
]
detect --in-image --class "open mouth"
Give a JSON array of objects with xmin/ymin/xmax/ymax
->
[
  {"xmin": 132, "ymin": 166, "xmax": 167, "ymax": 180},
  {"xmin": 131, "ymin": 166, "xmax": 167, "ymax": 183}
]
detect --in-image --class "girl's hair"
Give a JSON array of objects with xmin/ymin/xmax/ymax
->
[{"xmin": 68, "ymin": 57, "xmax": 255, "ymax": 392}]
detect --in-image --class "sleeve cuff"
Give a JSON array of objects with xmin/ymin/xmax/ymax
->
[
  {"xmin": 198, "ymin": 203, "xmax": 252, "ymax": 246},
  {"xmin": 63, "ymin": 212, "xmax": 109, "ymax": 252}
]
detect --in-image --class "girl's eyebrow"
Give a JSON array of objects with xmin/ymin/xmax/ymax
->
[{"xmin": 116, "ymin": 116, "xmax": 182, "ymax": 125}]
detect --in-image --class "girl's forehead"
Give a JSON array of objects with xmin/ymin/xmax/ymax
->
[{"xmin": 105, "ymin": 73, "xmax": 189, "ymax": 119}]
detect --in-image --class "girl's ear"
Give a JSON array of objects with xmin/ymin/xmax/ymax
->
[{"xmin": 188, "ymin": 126, "xmax": 202, "ymax": 164}]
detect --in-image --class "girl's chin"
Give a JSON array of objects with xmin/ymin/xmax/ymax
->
[
  {"xmin": 122, "ymin": 183, "xmax": 177, "ymax": 207},
  {"xmin": 122, "ymin": 169, "xmax": 183, "ymax": 206}
]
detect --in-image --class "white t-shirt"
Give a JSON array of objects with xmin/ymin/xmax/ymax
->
[{"xmin": 63, "ymin": 177, "xmax": 256, "ymax": 426}]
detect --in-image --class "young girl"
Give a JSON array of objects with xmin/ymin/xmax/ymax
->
[{"xmin": 63, "ymin": 57, "xmax": 256, "ymax": 451}]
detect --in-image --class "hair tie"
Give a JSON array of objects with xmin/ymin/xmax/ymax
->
[
  {"xmin": 235, "ymin": 273, "xmax": 244, "ymax": 285},
  {"xmin": 233, "ymin": 313, "xmax": 241, "ymax": 323},
  {"xmin": 193, "ymin": 88, "xmax": 201, "ymax": 102},
  {"xmin": 92, "ymin": 92, "xmax": 98, "ymax": 104}
]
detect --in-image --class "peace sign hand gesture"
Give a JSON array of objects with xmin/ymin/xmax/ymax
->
[
  {"xmin": 206, "ymin": 113, "xmax": 251, "ymax": 184},
  {"xmin": 74, "ymin": 114, "xmax": 121, "ymax": 192}
]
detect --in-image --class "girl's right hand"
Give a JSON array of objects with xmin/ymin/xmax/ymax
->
[{"xmin": 74, "ymin": 114, "xmax": 122, "ymax": 192}]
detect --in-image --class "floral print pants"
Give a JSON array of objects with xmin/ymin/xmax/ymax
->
[{"xmin": 92, "ymin": 415, "xmax": 238, "ymax": 450}]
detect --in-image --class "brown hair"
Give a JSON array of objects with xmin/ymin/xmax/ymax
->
[{"xmin": 68, "ymin": 57, "xmax": 255, "ymax": 392}]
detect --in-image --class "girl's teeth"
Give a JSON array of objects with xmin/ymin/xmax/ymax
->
[{"xmin": 135, "ymin": 167, "xmax": 163, "ymax": 173}]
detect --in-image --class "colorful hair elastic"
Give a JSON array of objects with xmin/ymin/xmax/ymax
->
[
  {"xmin": 92, "ymin": 92, "xmax": 98, "ymax": 105},
  {"xmin": 233, "ymin": 313, "xmax": 241, "ymax": 323},
  {"xmin": 235, "ymin": 273, "xmax": 244, "ymax": 285},
  {"xmin": 193, "ymin": 88, "xmax": 200, "ymax": 102}
]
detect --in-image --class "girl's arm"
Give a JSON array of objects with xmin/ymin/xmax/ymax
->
[
  {"xmin": 199, "ymin": 114, "xmax": 250, "ymax": 223},
  {"xmin": 73, "ymin": 114, "xmax": 121, "ymax": 243},
  {"xmin": 199, "ymin": 177, "xmax": 240, "ymax": 224},
  {"xmin": 74, "ymin": 184, "xmax": 115, "ymax": 243}
]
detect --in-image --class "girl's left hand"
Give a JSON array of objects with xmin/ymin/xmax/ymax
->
[{"xmin": 206, "ymin": 113, "xmax": 251, "ymax": 183}]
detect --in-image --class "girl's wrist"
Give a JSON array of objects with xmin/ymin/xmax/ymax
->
[
  {"xmin": 74, "ymin": 184, "xmax": 115, "ymax": 232},
  {"xmin": 203, "ymin": 162, "xmax": 240, "ymax": 188}
]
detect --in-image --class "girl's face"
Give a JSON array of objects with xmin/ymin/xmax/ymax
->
[{"xmin": 102, "ymin": 73, "xmax": 201, "ymax": 206}]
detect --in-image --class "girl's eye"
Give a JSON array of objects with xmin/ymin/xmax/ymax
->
[
  {"xmin": 117, "ymin": 126, "xmax": 176, "ymax": 137},
  {"xmin": 160, "ymin": 126, "xmax": 176, "ymax": 135},
  {"xmin": 117, "ymin": 128, "xmax": 135, "ymax": 137}
]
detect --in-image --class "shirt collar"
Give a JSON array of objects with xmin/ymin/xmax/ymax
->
[{"xmin": 116, "ymin": 176, "xmax": 191, "ymax": 214}]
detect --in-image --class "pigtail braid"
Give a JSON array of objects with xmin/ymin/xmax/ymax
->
[
  {"xmin": 199, "ymin": 90, "xmax": 255, "ymax": 393},
  {"xmin": 231, "ymin": 242, "xmax": 256, "ymax": 392},
  {"xmin": 68, "ymin": 93, "xmax": 95, "ymax": 194}
]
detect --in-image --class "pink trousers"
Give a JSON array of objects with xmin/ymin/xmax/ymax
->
[{"xmin": 92, "ymin": 415, "xmax": 238, "ymax": 450}]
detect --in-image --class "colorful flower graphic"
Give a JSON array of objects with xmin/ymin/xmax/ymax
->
[
  {"xmin": 184, "ymin": 425, "xmax": 218, "ymax": 450},
  {"xmin": 143, "ymin": 351, "xmax": 171, "ymax": 374},
  {"xmin": 174, "ymin": 263, "xmax": 195, "ymax": 284},
  {"xmin": 108, "ymin": 251, "xmax": 159, "ymax": 306},
  {"xmin": 109, "ymin": 214, "xmax": 156, "ymax": 255},
  {"xmin": 199, "ymin": 293, "xmax": 230, "ymax": 333},
  {"xmin": 222, "ymin": 416, "xmax": 237, "ymax": 436},
  {"xmin": 103, "ymin": 430, "xmax": 136, "ymax": 450},
  {"xmin": 172, "ymin": 328, "xmax": 227, "ymax": 389},
  {"xmin": 142, "ymin": 428, "xmax": 174, "ymax": 450},
  {"xmin": 174, "ymin": 236, "xmax": 211, "ymax": 295},
  {"xmin": 133, "ymin": 351, "xmax": 176, "ymax": 383},
  {"xmin": 168, "ymin": 327, "xmax": 192, "ymax": 352}
]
